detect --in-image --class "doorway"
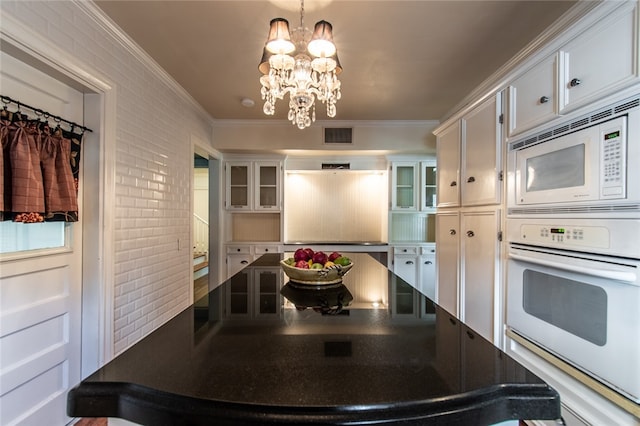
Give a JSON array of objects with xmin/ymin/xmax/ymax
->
[
  {"xmin": 193, "ymin": 153, "xmax": 210, "ymax": 301},
  {"xmin": 192, "ymin": 146, "xmax": 221, "ymax": 302}
]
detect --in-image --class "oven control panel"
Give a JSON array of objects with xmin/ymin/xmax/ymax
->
[{"xmin": 519, "ymin": 224, "xmax": 610, "ymax": 249}]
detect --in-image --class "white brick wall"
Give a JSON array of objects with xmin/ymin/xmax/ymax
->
[{"xmin": 1, "ymin": 1, "xmax": 214, "ymax": 354}]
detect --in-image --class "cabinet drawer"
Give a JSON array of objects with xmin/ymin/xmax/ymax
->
[
  {"xmin": 227, "ymin": 245, "xmax": 252, "ymax": 254},
  {"xmin": 394, "ymin": 246, "xmax": 419, "ymax": 255},
  {"xmin": 421, "ymin": 246, "xmax": 436, "ymax": 255},
  {"xmin": 254, "ymin": 245, "xmax": 282, "ymax": 255}
]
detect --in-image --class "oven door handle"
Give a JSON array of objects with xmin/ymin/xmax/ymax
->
[{"xmin": 508, "ymin": 253, "xmax": 637, "ymax": 283}]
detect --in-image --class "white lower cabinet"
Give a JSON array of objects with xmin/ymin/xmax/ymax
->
[
  {"xmin": 435, "ymin": 212, "xmax": 460, "ymax": 316},
  {"xmin": 391, "ymin": 244, "xmax": 436, "ymax": 300},
  {"xmin": 419, "ymin": 247, "xmax": 436, "ymax": 300},
  {"xmin": 460, "ymin": 208, "xmax": 501, "ymax": 344},
  {"xmin": 226, "ymin": 244, "xmax": 283, "ymax": 279},
  {"xmin": 436, "ymin": 208, "xmax": 501, "ymax": 345}
]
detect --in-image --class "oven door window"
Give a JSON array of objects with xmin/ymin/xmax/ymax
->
[
  {"xmin": 522, "ymin": 269, "xmax": 607, "ymax": 346},
  {"xmin": 526, "ymin": 144, "xmax": 585, "ymax": 192}
]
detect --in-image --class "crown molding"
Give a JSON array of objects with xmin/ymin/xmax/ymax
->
[
  {"xmin": 72, "ymin": 0, "xmax": 214, "ymax": 126},
  {"xmin": 212, "ymin": 118, "xmax": 440, "ymax": 128},
  {"xmin": 438, "ymin": 0, "xmax": 604, "ymax": 128}
]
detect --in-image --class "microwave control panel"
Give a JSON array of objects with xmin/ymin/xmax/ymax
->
[
  {"xmin": 600, "ymin": 117, "xmax": 627, "ymax": 198},
  {"xmin": 519, "ymin": 224, "xmax": 609, "ymax": 250}
]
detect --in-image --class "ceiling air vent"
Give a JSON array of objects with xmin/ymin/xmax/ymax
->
[
  {"xmin": 322, "ymin": 163, "xmax": 350, "ymax": 169},
  {"xmin": 324, "ymin": 127, "xmax": 353, "ymax": 144}
]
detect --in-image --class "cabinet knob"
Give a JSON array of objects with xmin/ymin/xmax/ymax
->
[
  {"xmin": 466, "ymin": 230, "xmax": 475, "ymax": 237},
  {"xmin": 467, "ymin": 176, "xmax": 475, "ymax": 183},
  {"xmin": 449, "ymin": 229, "xmax": 457, "ymax": 235},
  {"xmin": 237, "ymin": 248, "xmax": 241, "ymax": 252},
  {"xmin": 424, "ymin": 261, "xmax": 433, "ymax": 265},
  {"xmin": 450, "ymin": 180, "xmax": 457, "ymax": 187},
  {"xmin": 406, "ymin": 260, "xmax": 414, "ymax": 265},
  {"xmin": 539, "ymin": 96, "xmax": 549, "ymax": 104},
  {"xmin": 265, "ymin": 248, "xmax": 269, "ymax": 252},
  {"xmin": 403, "ymin": 249, "xmax": 408, "ymax": 252},
  {"xmin": 241, "ymin": 260, "xmax": 249, "ymax": 264},
  {"xmin": 570, "ymin": 78, "xmax": 581, "ymax": 87},
  {"xmin": 466, "ymin": 330, "xmax": 475, "ymax": 340},
  {"xmin": 449, "ymin": 317, "xmax": 457, "ymax": 326}
]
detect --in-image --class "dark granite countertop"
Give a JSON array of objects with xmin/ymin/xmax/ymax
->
[{"xmin": 68, "ymin": 253, "xmax": 560, "ymax": 425}]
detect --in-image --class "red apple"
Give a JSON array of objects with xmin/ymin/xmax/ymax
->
[
  {"xmin": 294, "ymin": 248, "xmax": 309, "ymax": 262},
  {"xmin": 328, "ymin": 251, "xmax": 341, "ymax": 261},
  {"xmin": 304, "ymin": 248, "xmax": 315, "ymax": 259},
  {"xmin": 312, "ymin": 251, "xmax": 328, "ymax": 265},
  {"xmin": 295, "ymin": 260, "xmax": 310, "ymax": 269}
]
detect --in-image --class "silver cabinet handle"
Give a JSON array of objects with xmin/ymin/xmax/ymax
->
[
  {"xmin": 570, "ymin": 78, "xmax": 581, "ymax": 87},
  {"xmin": 539, "ymin": 96, "xmax": 549, "ymax": 104},
  {"xmin": 466, "ymin": 230, "xmax": 475, "ymax": 237},
  {"xmin": 449, "ymin": 229, "xmax": 456, "ymax": 235}
]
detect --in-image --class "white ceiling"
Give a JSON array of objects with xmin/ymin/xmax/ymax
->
[{"xmin": 94, "ymin": 0, "xmax": 577, "ymax": 124}]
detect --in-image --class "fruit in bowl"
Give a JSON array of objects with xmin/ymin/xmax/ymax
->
[{"xmin": 282, "ymin": 249, "xmax": 353, "ymax": 285}]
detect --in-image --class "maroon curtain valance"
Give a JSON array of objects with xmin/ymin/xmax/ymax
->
[{"xmin": 1, "ymin": 106, "xmax": 84, "ymax": 223}]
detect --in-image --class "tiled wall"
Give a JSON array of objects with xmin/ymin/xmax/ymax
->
[{"xmin": 1, "ymin": 1, "xmax": 214, "ymax": 354}]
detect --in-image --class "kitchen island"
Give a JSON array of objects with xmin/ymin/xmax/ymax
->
[{"xmin": 67, "ymin": 253, "xmax": 560, "ymax": 425}]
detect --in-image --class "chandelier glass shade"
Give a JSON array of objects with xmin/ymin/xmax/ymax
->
[{"xmin": 259, "ymin": 1, "xmax": 342, "ymax": 129}]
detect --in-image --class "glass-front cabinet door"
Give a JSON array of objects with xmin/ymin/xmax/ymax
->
[
  {"xmin": 391, "ymin": 162, "xmax": 418, "ymax": 210},
  {"xmin": 421, "ymin": 162, "xmax": 437, "ymax": 210},
  {"xmin": 254, "ymin": 162, "xmax": 281, "ymax": 211},
  {"xmin": 226, "ymin": 163, "xmax": 252, "ymax": 210}
]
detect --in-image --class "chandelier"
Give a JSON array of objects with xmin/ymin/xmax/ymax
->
[{"xmin": 259, "ymin": 0, "xmax": 342, "ymax": 129}]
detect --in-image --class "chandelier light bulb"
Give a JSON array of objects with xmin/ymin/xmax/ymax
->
[
  {"xmin": 308, "ymin": 20, "xmax": 336, "ymax": 58},
  {"xmin": 265, "ymin": 18, "xmax": 295, "ymax": 54},
  {"xmin": 258, "ymin": 1, "xmax": 341, "ymax": 129}
]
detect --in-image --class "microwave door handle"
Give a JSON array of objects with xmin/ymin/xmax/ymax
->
[{"xmin": 508, "ymin": 253, "xmax": 637, "ymax": 283}]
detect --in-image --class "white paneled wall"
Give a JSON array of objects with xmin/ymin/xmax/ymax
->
[
  {"xmin": 284, "ymin": 170, "xmax": 388, "ymax": 243},
  {"xmin": 0, "ymin": 1, "xmax": 214, "ymax": 354}
]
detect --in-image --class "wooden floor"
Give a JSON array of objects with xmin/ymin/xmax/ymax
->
[
  {"xmin": 75, "ymin": 418, "xmax": 107, "ymax": 426},
  {"xmin": 194, "ymin": 273, "xmax": 209, "ymax": 301}
]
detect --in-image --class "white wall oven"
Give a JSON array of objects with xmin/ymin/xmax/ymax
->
[
  {"xmin": 507, "ymin": 231, "xmax": 640, "ymax": 403},
  {"xmin": 506, "ymin": 94, "xmax": 640, "ymax": 407}
]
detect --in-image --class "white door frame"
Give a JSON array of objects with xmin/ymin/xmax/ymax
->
[
  {"xmin": 191, "ymin": 136, "xmax": 223, "ymax": 297},
  {"xmin": 1, "ymin": 10, "xmax": 116, "ymax": 373}
]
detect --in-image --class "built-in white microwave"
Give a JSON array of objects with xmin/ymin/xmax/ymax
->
[{"xmin": 507, "ymin": 96, "xmax": 640, "ymax": 211}]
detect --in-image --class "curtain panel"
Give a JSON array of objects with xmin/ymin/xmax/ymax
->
[{"xmin": 1, "ymin": 108, "xmax": 83, "ymax": 223}]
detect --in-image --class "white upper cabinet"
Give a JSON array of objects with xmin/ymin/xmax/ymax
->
[
  {"xmin": 436, "ymin": 121, "xmax": 461, "ymax": 208},
  {"xmin": 421, "ymin": 162, "xmax": 437, "ymax": 211},
  {"xmin": 559, "ymin": 2, "xmax": 638, "ymax": 113},
  {"xmin": 391, "ymin": 162, "xmax": 419, "ymax": 210},
  {"xmin": 226, "ymin": 162, "xmax": 252, "ymax": 210},
  {"xmin": 391, "ymin": 160, "xmax": 437, "ymax": 211},
  {"xmin": 508, "ymin": 54, "xmax": 558, "ymax": 137},
  {"xmin": 225, "ymin": 160, "xmax": 282, "ymax": 211},
  {"xmin": 461, "ymin": 93, "xmax": 502, "ymax": 207},
  {"xmin": 507, "ymin": 1, "xmax": 639, "ymax": 138},
  {"xmin": 254, "ymin": 162, "xmax": 281, "ymax": 211}
]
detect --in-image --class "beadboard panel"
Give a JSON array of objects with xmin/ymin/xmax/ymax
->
[
  {"xmin": 231, "ymin": 213, "xmax": 281, "ymax": 242},
  {"xmin": 284, "ymin": 171, "xmax": 388, "ymax": 243}
]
